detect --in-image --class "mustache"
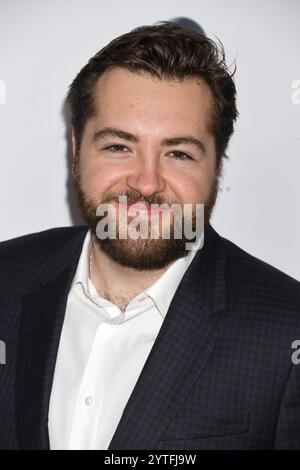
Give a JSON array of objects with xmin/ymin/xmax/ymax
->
[{"xmin": 99, "ymin": 190, "xmax": 177, "ymax": 207}]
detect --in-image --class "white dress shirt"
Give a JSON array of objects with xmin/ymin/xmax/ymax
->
[{"xmin": 48, "ymin": 229, "xmax": 203, "ymax": 450}]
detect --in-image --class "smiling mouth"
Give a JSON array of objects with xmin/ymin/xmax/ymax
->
[{"xmin": 114, "ymin": 199, "xmax": 167, "ymax": 215}]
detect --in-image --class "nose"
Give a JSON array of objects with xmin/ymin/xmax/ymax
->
[{"xmin": 126, "ymin": 157, "xmax": 166, "ymax": 198}]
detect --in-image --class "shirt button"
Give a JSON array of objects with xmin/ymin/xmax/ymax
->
[{"xmin": 84, "ymin": 395, "xmax": 94, "ymax": 407}]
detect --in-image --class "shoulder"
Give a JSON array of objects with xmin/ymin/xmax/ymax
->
[
  {"xmin": 0, "ymin": 225, "xmax": 88, "ymax": 255},
  {"xmin": 220, "ymin": 232, "xmax": 300, "ymax": 314},
  {"xmin": 0, "ymin": 225, "xmax": 88, "ymax": 286}
]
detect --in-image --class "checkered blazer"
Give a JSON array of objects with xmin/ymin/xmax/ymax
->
[{"xmin": 0, "ymin": 223, "xmax": 300, "ymax": 450}]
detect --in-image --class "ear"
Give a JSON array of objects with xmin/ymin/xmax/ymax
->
[
  {"xmin": 71, "ymin": 128, "xmax": 77, "ymax": 160},
  {"xmin": 71, "ymin": 129, "xmax": 79, "ymax": 178}
]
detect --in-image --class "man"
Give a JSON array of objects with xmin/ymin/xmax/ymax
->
[{"xmin": 0, "ymin": 22, "xmax": 300, "ymax": 450}]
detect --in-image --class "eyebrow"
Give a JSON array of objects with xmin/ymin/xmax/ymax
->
[{"xmin": 93, "ymin": 127, "xmax": 207, "ymax": 154}]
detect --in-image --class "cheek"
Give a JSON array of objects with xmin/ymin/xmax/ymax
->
[
  {"xmin": 170, "ymin": 168, "xmax": 215, "ymax": 203},
  {"xmin": 79, "ymin": 160, "xmax": 125, "ymax": 197}
]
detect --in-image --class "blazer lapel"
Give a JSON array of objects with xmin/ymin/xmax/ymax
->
[
  {"xmin": 108, "ymin": 224, "xmax": 227, "ymax": 450},
  {"xmin": 15, "ymin": 226, "xmax": 88, "ymax": 449}
]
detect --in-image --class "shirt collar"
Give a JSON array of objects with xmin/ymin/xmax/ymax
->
[
  {"xmin": 71, "ymin": 228, "xmax": 92, "ymax": 295},
  {"xmin": 71, "ymin": 228, "xmax": 203, "ymax": 318},
  {"xmin": 144, "ymin": 234, "xmax": 203, "ymax": 318}
]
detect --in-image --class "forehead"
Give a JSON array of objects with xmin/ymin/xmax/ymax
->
[{"xmin": 91, "ymin": 67, "xmax": 214, "ymax": 136}]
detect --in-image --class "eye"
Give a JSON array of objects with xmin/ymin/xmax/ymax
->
[
  {"xmin": 104, "ymin": 144, "xmax": 129, "ymax": 153},
  {"xmin": 168, "ymin": 150, "xmax": 193, "ymax": 160}
]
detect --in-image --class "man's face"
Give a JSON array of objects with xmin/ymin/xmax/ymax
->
[{"xmin": 72, "ymin": 67, "xmax": 219, "ymax": 270}]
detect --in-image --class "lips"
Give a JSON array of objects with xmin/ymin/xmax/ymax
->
[
  {"xmin": 115, "ymin": 200, "xmax": 164, "ymax": 214},
  {"xmin": 127, "ymin": 201, "xmax": 151, "ymax": 211}
]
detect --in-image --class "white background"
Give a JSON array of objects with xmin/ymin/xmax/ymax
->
[{"xmin": 0, "ymin": 0, "xmax": 299, "ymax": 280}]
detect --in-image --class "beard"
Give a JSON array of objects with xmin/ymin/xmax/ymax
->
[{"xmin": 72, "ymin": 160, "xmax": 220, "ymax": 270}]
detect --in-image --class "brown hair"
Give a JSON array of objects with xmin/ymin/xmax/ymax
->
[{"xmin": 67, "ymin": 21, "xmax": 238, "ymax": 166}]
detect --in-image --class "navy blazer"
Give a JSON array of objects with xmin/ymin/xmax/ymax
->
[{"xmin": 0, "ymin": 223, "xmax": 300, "ymax": 450}]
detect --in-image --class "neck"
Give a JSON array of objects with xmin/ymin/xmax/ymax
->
[{"xmin": 89, "ymin": 233, "xmax": 174, "ymax": 309}]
